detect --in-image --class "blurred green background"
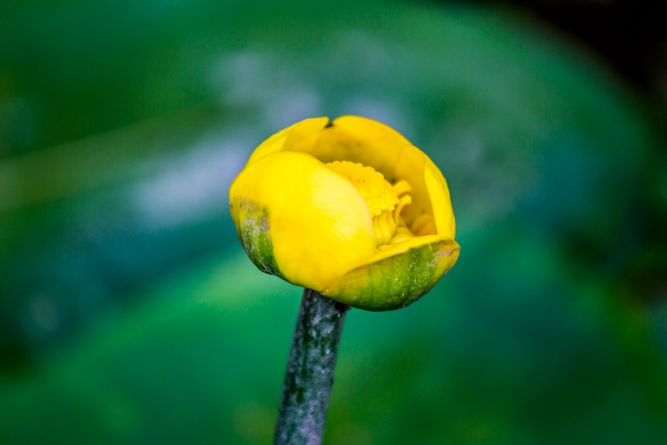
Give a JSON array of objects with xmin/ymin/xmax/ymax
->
[{"xmin": 1, "ymin": 0, "xmax": 666, "ymax": 444}]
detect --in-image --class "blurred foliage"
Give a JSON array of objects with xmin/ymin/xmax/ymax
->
[{"xmin": 0, "ymin": 0, "xmax": 666, "ymax": 444}]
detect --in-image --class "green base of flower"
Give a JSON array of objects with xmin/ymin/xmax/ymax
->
[{"xmin": 324, "ymin": 239, "xmax": 459, "ymax": 310}]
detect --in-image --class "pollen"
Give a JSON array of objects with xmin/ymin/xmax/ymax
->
[{"xmin": 326, "ymin": 161, "xmax": 413, "ymax": 245}]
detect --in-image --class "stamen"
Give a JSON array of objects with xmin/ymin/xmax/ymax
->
[
  {"xmin": 392, "ymin": 180, "xmax": 411, "ymax": 197},
  {"xmin": 326, "ymin": 161, "xmax": 415, "ymax": 245},
  {"xmin": 394, "ymin": 195, "xmax": 412, "ymax": 221}
]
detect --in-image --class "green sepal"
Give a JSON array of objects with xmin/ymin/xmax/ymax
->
[
  {"xmin": 231, "ymin": 200, "xmax": 283, "ymax": 278},
  {"xmin": 323, "ymin": 240, "xmax": 460, "ymax": 311}
]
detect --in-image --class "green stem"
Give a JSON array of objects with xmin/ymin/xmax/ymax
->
[{"xmin": 273, "ymin": 288, "xmax": 349, "ymax": 445}]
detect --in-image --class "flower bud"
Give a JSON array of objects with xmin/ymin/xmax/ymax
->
[{"xmin": 229, "ymin": 116, "xmax": 459, "ymax": 310}]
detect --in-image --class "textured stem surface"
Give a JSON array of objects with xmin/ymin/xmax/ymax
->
[{"xmin": 273, "ymin": 289, "xmax": 348, "ymax": 445}]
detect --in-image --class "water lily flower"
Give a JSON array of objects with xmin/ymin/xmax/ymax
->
[{"xmin": 229, "ymin": 116, "xmax": 459, "ymax": 310}]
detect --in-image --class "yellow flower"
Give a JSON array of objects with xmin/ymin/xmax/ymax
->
[{"xmin": 229, "ymin": 116, "xmax": 459, "ymax": 311}]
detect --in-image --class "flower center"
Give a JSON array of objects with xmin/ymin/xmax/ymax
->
[{"xmin": 326, "ymin": 161, "xmax": 413, "ymax": 245}]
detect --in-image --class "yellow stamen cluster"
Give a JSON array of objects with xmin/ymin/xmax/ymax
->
[{"xmin": 326, "ymin": 161, "xmax": 413, "ymax": 245}]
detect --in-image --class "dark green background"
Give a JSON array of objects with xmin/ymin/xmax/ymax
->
[{"xmin": 1, "ymin": 0, "xmax": 666, "ymax": 443}]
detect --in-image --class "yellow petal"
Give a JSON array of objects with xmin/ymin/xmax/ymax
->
[
  {"xmin": 229, "ymin": 151, "xmax": 376, "ymax": 291},
  {"xmin": 305, "ymin": 115, "xmax": 440, "ymax": 236},
  {"xmin": 369, "ymin": 234, "xmax": 447, "ymax": 263},
  {"xmin": 305, "ymin": 115, "xmax": 410, "ymax": 180},
  {"xmin": 246, "ymin": 117, "xmax": 329, "ymax": 166},
  {"xmin": 424, "ymin": 157, "xmax": 456, "ymax": 238}
]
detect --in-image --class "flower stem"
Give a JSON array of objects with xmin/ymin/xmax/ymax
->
[{"xmin": 273, "ymin": 288, "xmax": 349, "ymax": 445}]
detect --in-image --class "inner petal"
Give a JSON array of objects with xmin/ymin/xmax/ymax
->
[{"xmin": 326, "ymin": 161, "xmax": 413, "ymax": 246}]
